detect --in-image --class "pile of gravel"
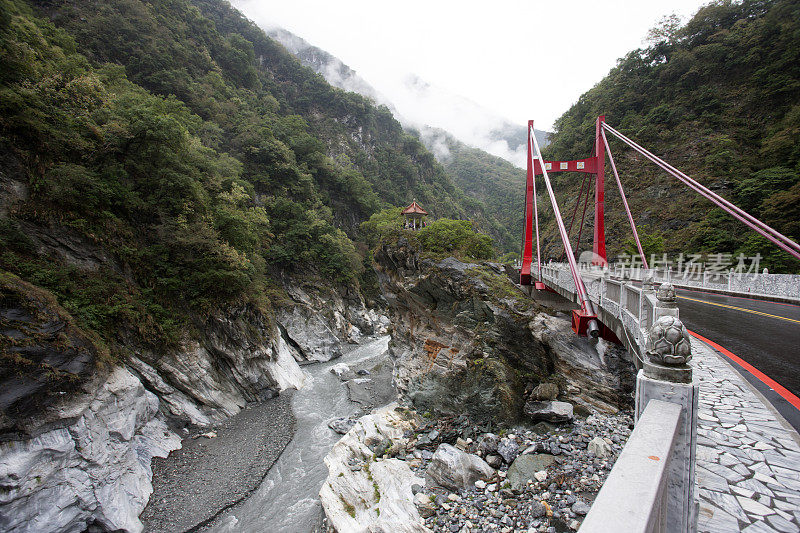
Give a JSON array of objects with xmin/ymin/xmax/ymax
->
[{"xmin": 403, "ymin": 411, "xmax": 634, "ymax": 533}]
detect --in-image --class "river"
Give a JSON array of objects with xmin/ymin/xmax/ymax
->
[{"xmin": 205, "ymin": 336, "xmax": 392, "ymax": 533}]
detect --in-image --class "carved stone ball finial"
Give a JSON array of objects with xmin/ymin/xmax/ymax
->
[
  {"xmin": 646, "ymin": 315, "xmax": 692, "ymax": 365},
  {"xmin": 656, "ymin": 282, "xmax": 676, "ymax": 303}
]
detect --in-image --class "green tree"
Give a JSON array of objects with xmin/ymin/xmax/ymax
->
[{"xmin": 417, "ymin": 219, "xmax": 496, "ymax": 260}]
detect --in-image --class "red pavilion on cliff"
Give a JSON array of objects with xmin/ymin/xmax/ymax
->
[{"xmin": 402, "ymin": 201, "xmax": 428, "ymax": 230}]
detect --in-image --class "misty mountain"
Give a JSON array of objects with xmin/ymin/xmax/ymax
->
[
  {"xmin": 263, "ymin": 26, "xmax": 397, "ymax": 114},
  {"xmin": 262, "ymin": 25, "xmax": 548, "ymax": 168},
  {"xmin": 415, "ymin": 126, "xmax": 526, "ymax": 253}
]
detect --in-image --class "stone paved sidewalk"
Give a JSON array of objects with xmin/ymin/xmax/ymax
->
[{"xmin": 693, "ymin": 338, "xmax": 800, "ymax": 533}]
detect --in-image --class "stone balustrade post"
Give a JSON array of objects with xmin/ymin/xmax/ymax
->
[
  {"xmin": 635, "ymin": 283, "xmax": 699, "ymax": 533},
  {"xmin": 642, "ymin": 269, "xmax": 655, "ymax": 292}
]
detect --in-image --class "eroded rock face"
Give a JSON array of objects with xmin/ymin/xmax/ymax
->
[
  {"xmin": 277, "ymin": 284, "xmax": 390, "ymax": 363},
  {"xmin": 128, "ymin": 303, "xmax": 308, "ymax": 427},
  {"xmin": 0, "ymin": 273, "xmax": 103, "ymax": 440},
  {"xmin": 375, "ymin": 244, "xmax": 552, "ymax": 424},
  {"xmin": 373, "ymin": 242, "xmax": 634, "ymax": 424},
  {"xmin": 0, "ymin": 367, "xmax": 181, "ymax": 533},
  {"xmin": 320, "ymin": 404, "xmax": 429, "ymax": 533},
  {"xmin": 528, "ymin": 314, "xmax": 636, "ymax": 414}
]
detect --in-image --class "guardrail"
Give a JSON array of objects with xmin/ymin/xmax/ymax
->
[
  {"xmin": 534, "ymin": 263, "xmax": 699, "ymax": 532},
  {"xmin": 540, "ymin": 264, "xmax": 664, "ymax": 362},
  {"xmin": 580, "ymin": 400, "xmax": 681, "ymax": 533}
]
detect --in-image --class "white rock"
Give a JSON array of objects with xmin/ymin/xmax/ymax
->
[
  {"xmin": 426, "ymin": 444, "xmax": 495, "ymax": 491},
  {"xmin": 266, "ymin": 335, "xmax": 308, "ymax": 390},
  {"xmin": 330, "ymin": 363, "xmax": 351, "ymax": 377},
  {"xmin": 413, "ymin": 493, "xmax": 435, "ymax": 518},
  {"xmin": 320, "ymin": 404, "xmax": 429, "ymax": 533},
  {"xmin": 474, "ymin": 480, "xmax": 487, "ymax": 489},
  {"xmin": 588, "ymin": 436, "xmax": 612, "ymax": 458},
  {"xmin": 0, "ymin": 367, "xmax": 181, "ymax": 533},
  {"xmin": 346, "ymin": 324, "xmax": 362, "ymax": 344},
  {"xmin": 534, "ymin": 470, "xmax": 548, "ymax": 482},
  {"xmin": 524, "ymin": 401, "xmax": 574, "ymax": 423},
  {"xmin": 277, "ymin": 306, "xmax": 342, "ymax": 362}
]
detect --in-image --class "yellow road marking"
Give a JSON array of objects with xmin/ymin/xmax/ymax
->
[{"xmin": 677, "ymin": 295, "xmax": 800, "ymax": 324}]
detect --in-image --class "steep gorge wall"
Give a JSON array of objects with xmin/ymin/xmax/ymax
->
[
  {"xmin": 0, "ymin": 267, "xmax": 385, "ymax": 533},
  {"xmin": 373, "ymin": 239, "xmax": 635, "ymax": 424}
]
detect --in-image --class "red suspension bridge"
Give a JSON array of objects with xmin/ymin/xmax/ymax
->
[{"xmin": 519, "ymin": 115, "xmax": 800, "ymax": 339}]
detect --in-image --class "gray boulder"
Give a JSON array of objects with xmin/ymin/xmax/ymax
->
[
  {"xmin": 530, "ymin": 383, "xmax": 559, "ymax": 401},
  {"xmin": 524, "ymin": 400, "xmax": 574, "ymax": 423},
  {"xmin": 531, "ymin": 501, "xmax": 547, "ymax": 518},
  {"xmin": 506, "ymin": 454, "xmax": 556, "ymax": 490},
  {"xmin": 588, "ymin": 436, "xmax": 612, "ymax": 457},
  {"xmin": 497, "ymin": 437, "xmax": 519, "ymax": 464},
  {"xmin": 328, "ymin": 418, "xmax": 356, "ymax": 435},
  {"xmin": 426, "ymin": 444, "xmax": 494, "ymax": 491},
  {"xmin": 476, "ymin": 433, "xmax": 500, "ymax": 456},
  {"xmin": 572, "ymin": 500, "xmax": 591, "ymax": 515},
  {"xmin": 485, "ymin": 454, "xmax": 503, "ymax": 468}
]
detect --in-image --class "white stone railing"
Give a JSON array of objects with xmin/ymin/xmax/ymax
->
[
  {"xmin": 540, "ymin": 264, "xmax": 661, "ymax": 360},
  {"xmin": 579, "ymin": 400, "xmax": 682, "ymax": 533},
  {"xmin": 535, "ymin": 264, "xmax": 699, "ymax": 532}
]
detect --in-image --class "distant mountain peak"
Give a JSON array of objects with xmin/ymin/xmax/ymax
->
[{"xmin": 262, "ymin": 25, "xmax": 548, "ymax": 168}]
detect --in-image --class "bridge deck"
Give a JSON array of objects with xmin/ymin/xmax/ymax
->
[{"xmin": 693, "ymin": 338, "xmax": 800, "ymax": 533}]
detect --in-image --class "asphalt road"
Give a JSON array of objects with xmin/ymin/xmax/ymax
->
[{"xmin": 673, "ymin": 287, "xmax": 800, "ymax": 432}]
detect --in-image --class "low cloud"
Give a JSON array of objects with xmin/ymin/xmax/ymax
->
[{"xmin": 263, "ymin": 25, "xmax": 544, "ymax": 168}]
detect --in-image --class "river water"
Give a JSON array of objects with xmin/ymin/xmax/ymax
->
[{"xmin": 206, "ymin": 336, "xmax": 391, "ymax": 533}]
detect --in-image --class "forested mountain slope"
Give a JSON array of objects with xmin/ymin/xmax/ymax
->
[
  {"xmin": 257, "ymin": 24, "xmax": 559, "ymax": 252},
  {"xmin": 416, "ymin": 127, "xmax": 526, "ymax": 254},
  {"xmin": 542, "ymin": 0, "xmax": 800, "ymax": 271},
  {"xmin": 0, "ymin": 0, "xmax": 507, "ymax": 360}
]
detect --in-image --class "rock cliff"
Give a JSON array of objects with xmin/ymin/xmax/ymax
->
[
  {"xmin": 0, "ymin": 269, "xmax": 386, "ymax": 532},
  {"xmin": 373, "ymin": 239, "xmax": 634, "ymax": 425}
]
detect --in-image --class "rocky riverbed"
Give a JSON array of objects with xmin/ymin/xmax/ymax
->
[
  {"xmin": 410, "ymin": 411, "xmax": 633, "ymax": 532},
  {"xmin": 320, "ymin": 403, "xmax": 633, "ymax": 533}
]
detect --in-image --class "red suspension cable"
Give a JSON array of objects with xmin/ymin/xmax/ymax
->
[
  {"xmin": 602, "ymin": 123, "xmax": 800, "ymax": 260},
  {"xmin": 575, "ymin": 175, "xmax": 592, "ymax": 259},
  {"xmin": 530, "ymin": 125, "xmax": 598, "ymax": 333},
  {"xmin": 601, "ymin": 128, "xmax": 649, "ymax": 269}
]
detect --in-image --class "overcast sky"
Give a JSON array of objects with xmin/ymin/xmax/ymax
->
[{"xmin": 233, "ymin": 0, "xmax": 710, "ymax": 131}]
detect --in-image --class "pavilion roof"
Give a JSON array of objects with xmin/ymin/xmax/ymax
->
[{"xmin": 402, "ymin": 201, "xmax": 428, "ymax": 215}]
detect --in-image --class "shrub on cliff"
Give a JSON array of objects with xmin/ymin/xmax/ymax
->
[
  {"xmin": 417, "ymin": 219, "xmax": 495, "ymax": 261},
  {"xmin": 360, "ymin": 206, "xmax": 405, "ymax": 247}
]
